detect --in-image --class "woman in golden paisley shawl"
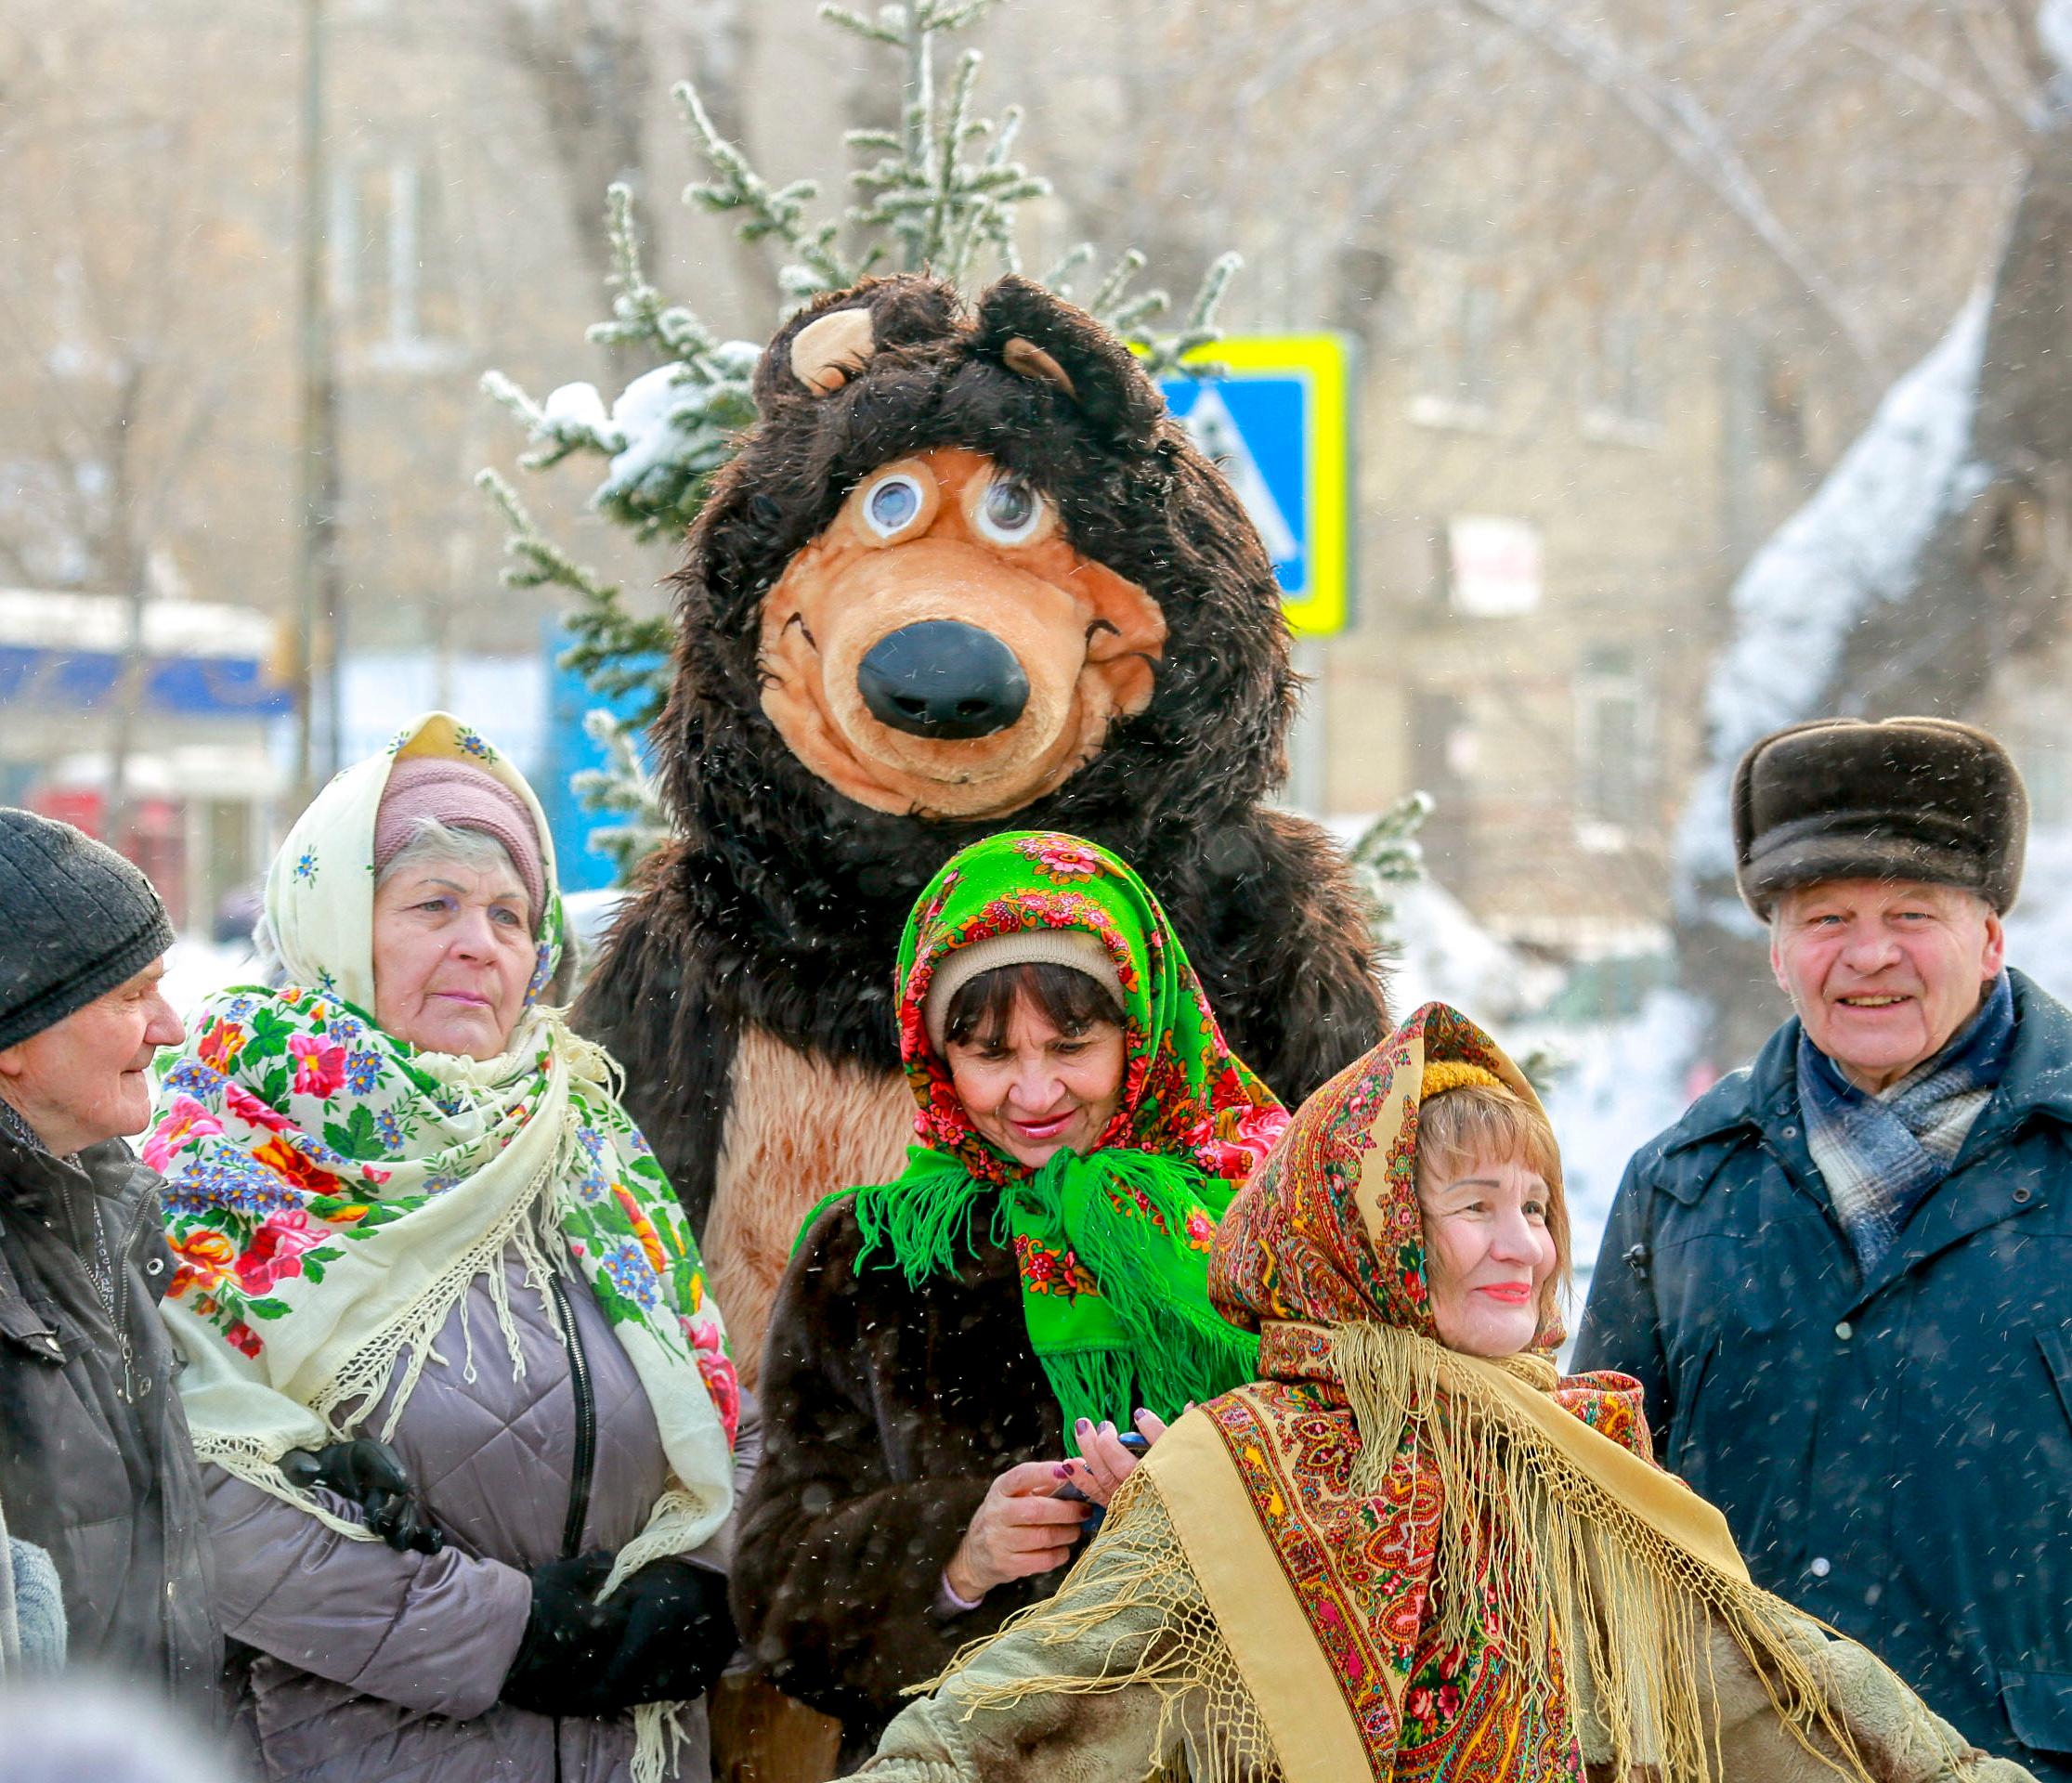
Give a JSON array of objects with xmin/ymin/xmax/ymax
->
[{"xmin": 849, "ymin": 1002, "xmax": 2037, "ymax": 1783}]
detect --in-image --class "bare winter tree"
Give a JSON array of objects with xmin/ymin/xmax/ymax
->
[
  {"xmin": 495, "ymin": 0, "xmax": 774, "ymax": 366},
  {"xmin": 999, "ymin": 0, "xmax": 2019, "ymax": 945},
  {"xmin": 1036, "ymin": 0, "xmax": 2022, "ymax": 413},
  {"xmin": 1673, "ymin": 0, "xmax": 2072, "ymax": 1064},
  {"xmin": 0, "ymin": 6, "xmax": 254, "ymax": 822}
]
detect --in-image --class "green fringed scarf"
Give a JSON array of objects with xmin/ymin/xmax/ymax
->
[{"xmin": 802, "ymin": 831, "xmax": 1290, "ymax": 1449}]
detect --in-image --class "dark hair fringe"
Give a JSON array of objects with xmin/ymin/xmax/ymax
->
[{"xmin": 943, "ymin": 961, "xmax": 1125, "ymax": 1051}]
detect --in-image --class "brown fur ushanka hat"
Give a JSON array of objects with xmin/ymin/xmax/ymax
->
[{"xmin": 1732, "ymin": 716, "xmax": 2027, "ymax": 918}]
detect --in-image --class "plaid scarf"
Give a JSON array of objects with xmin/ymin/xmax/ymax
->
[{"xmin": 1798, "ymin": 972, "xmax": 2014, "ymax": 1269}]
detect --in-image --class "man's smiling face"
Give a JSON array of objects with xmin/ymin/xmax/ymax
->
[{"xmin": 1770, "ymin": 878, "xmax": 2004, "ymax": 1094}]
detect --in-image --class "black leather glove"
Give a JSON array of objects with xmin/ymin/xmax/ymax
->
[
  {"xmin": 280, "ymin": 1438, "xmax": 444, "ymax": 1555},
  {"xmin": 501, "ymin": 1552, "xmax": 736, "ymax": 1718}
]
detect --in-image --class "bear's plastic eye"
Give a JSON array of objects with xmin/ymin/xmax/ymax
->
[
  {"xmin": 863, "ymin": 473, "xmax": 925, "ymax": 539},
  {"xmin": 974, "ymin": 475, "xmax": 1046, "ymax": 545}
]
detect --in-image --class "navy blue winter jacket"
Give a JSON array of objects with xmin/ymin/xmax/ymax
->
[{"xmin": 1575, "ymin": 968, "xmax": 2072, "ymax": 1782}]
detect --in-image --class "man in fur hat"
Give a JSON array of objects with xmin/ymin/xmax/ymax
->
[{"xmin": 1576, "ymin": 717, "xmax": 2072, "ymax": 1781}]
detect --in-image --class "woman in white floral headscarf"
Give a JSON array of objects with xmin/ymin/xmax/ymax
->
[{"xmin": 146, "ymin": 713, "xmax": 744, "ymax": 1783}]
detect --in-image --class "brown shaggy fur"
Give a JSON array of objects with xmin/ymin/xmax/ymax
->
[
  {"xmin": 575, "ymin": 273, "xmax": 1389, "ymax": 1356},
  {"xmin": 702, "ymin": 1028, "xmax": 913, "ymax": 1383}
]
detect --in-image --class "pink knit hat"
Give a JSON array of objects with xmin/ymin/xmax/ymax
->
[{"xmin": 372, "ymin": 757, "xmax": 547, "ymax": 923}]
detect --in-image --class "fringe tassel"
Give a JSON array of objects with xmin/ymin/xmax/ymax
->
[
  {"xmin": 842, "ymin": 1149, "xmax": 1258, "ymax": 1444},
  {"xmin": 929, "ymin": 1333, "xmax": 1973, "ymax": 1783},
  {"xmin": 843, "ymin": 1150, "xmax": 1004, "ymax": 1284},
  {"xmin": 311, "ymin": 1142, "xmax": 567, "ymax": 1441},
  {"xmin": 1331, "ymin": 1321, "xmax": 1958, "ymax": 1783},
  {"xmin": 191, "ymin": 1432, "xmax": 378, "ymax": 1542},
  {"xmin": 930, "ymin": 1470, "xmax": 1279, "ymax": 1783},
  {"xmin": 1038, "ymin": 1151, "xmax": 1260, "ymax": 1428},
  {"xmin": 630, "ymin": 1700, "xmax": 686, "ymax": 1783},
  {"xmin": 601, "ymin": 1486, "xmax": 712, "ymax": 1597}
]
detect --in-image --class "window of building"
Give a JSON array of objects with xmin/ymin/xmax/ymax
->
[
  {"xmin": 1412, "ymin": 689, "xmax": 1476, "ymax": 799},
  {"xmin": 1410, "ymin": 256, "xmax": 1502, "ymax": 429},
  {"xmin": 1574, "ymin": 646, "xmax": 1650, "ymax": 838},
  {"xmin": 331, "ymin": 151, "xmax": 461, "ymax": 369},
  {"xmin": 1440, "ymin": 514, "xmax": 1543, "ymax": 618},
  {"xmin": 1583, "ymin": 311, "xmax": 1662, "ymax": 445}
]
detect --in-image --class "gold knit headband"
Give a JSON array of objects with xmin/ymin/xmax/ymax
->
[{"xmin": 1420, "ymin": 1060, "xmax": 1505, "ymax": 1101}]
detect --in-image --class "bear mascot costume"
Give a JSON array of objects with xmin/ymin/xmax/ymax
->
[{"xmin": 576, "ymin": 272, "xmax": 1389, "ymax": 1374}]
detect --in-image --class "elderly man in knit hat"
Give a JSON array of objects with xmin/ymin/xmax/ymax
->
[
  {"xmin": 1576, "ymin": 717, "xmax": 2072, "ymax": 1781},
  {"xmin": 0, "ymin": 810, "xmax": 218, "ymax": 1701}
]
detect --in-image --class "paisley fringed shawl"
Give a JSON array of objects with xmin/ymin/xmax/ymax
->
[{"xmin": 936, "ymin": 1003, "xmax": 1963, "ymax": 1783}]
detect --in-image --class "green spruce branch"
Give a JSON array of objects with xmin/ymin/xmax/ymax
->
[
  {"xmin": 678, "ymin": 82, "xmax": 857, "ymax": 296},
  {"xmin": 589, "ymin": 182, "xmax": 731, "ymax": 371},
  {"xmin": 568, "ymin": 709, "xmax": 673, "ymax": 877},
  {"xmin": 1349, "ymin": 790, "xmax": 1435, "ymax": 952},
  {"xmin": 476, "ymin": 469, "xmax": 671, "ymax": 726}
]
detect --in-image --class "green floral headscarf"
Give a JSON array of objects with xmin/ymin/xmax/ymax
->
[{"xmin": 806, "ymin": 831, "xmax": 1289, "ymax": 1446}]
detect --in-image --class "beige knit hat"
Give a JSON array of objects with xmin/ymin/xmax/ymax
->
[
  {"xmin": 372, "ymin": 757, "xmax": 547, "ymax": 923},
  {"xmin": 922, "ymin": 927, "xmax": 1126, "ymax": 1051}
]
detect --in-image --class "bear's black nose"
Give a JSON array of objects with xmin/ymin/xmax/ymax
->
[{"xmin": 857, "ymin": 620, "xmax": 1030, "ymax": 739}]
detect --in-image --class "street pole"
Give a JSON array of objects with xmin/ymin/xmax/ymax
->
[{"xmin": 292, "ymin": 0, "xmax": 341, "ymax": 812}]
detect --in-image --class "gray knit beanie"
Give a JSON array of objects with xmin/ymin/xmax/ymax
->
[{"xmin": 0, "ymin": 809, "xmax": 175, "ymax": 1052}]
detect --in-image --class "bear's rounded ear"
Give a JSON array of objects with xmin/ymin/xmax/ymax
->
[
  {"xmin": 791, "ymin": 307, "xmax": 877, "ymax": 396},
  {"xmin": 975, "ymin": 275, "xmax": 1165, "ymax": 448},
  {"xmin": 753, "ymin": 276, "xmax": 965, "ymax": 407},
  {"xmin": 1001, "ymin": 336, "xmax": 1076, "ymax": 397}
]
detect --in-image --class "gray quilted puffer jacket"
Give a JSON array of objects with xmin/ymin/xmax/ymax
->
[{"xmin": 206, "ymin": 1249, "xmax": 755, "ymax": 1783}]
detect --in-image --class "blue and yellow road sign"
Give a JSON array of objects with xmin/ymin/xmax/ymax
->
[{"xmin": 1160, "ymin": 334, "xmax": 1352, "ymax": 638}]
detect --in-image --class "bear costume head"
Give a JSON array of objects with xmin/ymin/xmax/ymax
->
[
  {"xmin": 660, "ymin": 273, "xmax": 1296, "ymax": 845},
  {"xmin": 581, "ymin": 272, "xmax": 1385, "ymax": 1244}
]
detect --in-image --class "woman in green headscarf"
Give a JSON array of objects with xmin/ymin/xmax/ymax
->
[{"xmin": 730, "ymin": 830, "xmax": 1289, "ymax": 1764}]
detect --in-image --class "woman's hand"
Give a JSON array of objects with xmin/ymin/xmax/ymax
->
[
  {"xmin": 501, "ymin": 1553, "xmax": 736, "ymax": 1716},
  {"xmin": 1060, "ymin": 1408, "xmax": 1179, "ymax": 1508},
  {"xmin": 944, "ymin": 1461, "xmax": 1086, "ymax": 1605}
]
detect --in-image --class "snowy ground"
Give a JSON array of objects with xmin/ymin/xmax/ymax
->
[
  {"xmin": 161, "ymin": 936, "xmax": 261, "ymax": 1016},
  {"xmin": 1531, "ymin": 992, "xmax": 1707, "ymax": 1300}
]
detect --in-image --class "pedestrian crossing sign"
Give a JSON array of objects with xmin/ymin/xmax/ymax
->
[{"xmin": 1160, "ymin": 334, "xmax": 1352, "ymax": 637}]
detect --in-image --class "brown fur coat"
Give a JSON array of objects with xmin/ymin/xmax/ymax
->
[{"xmin": 730, "ymin": 1198, "xmax": 1076, "ymax": 1766}]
